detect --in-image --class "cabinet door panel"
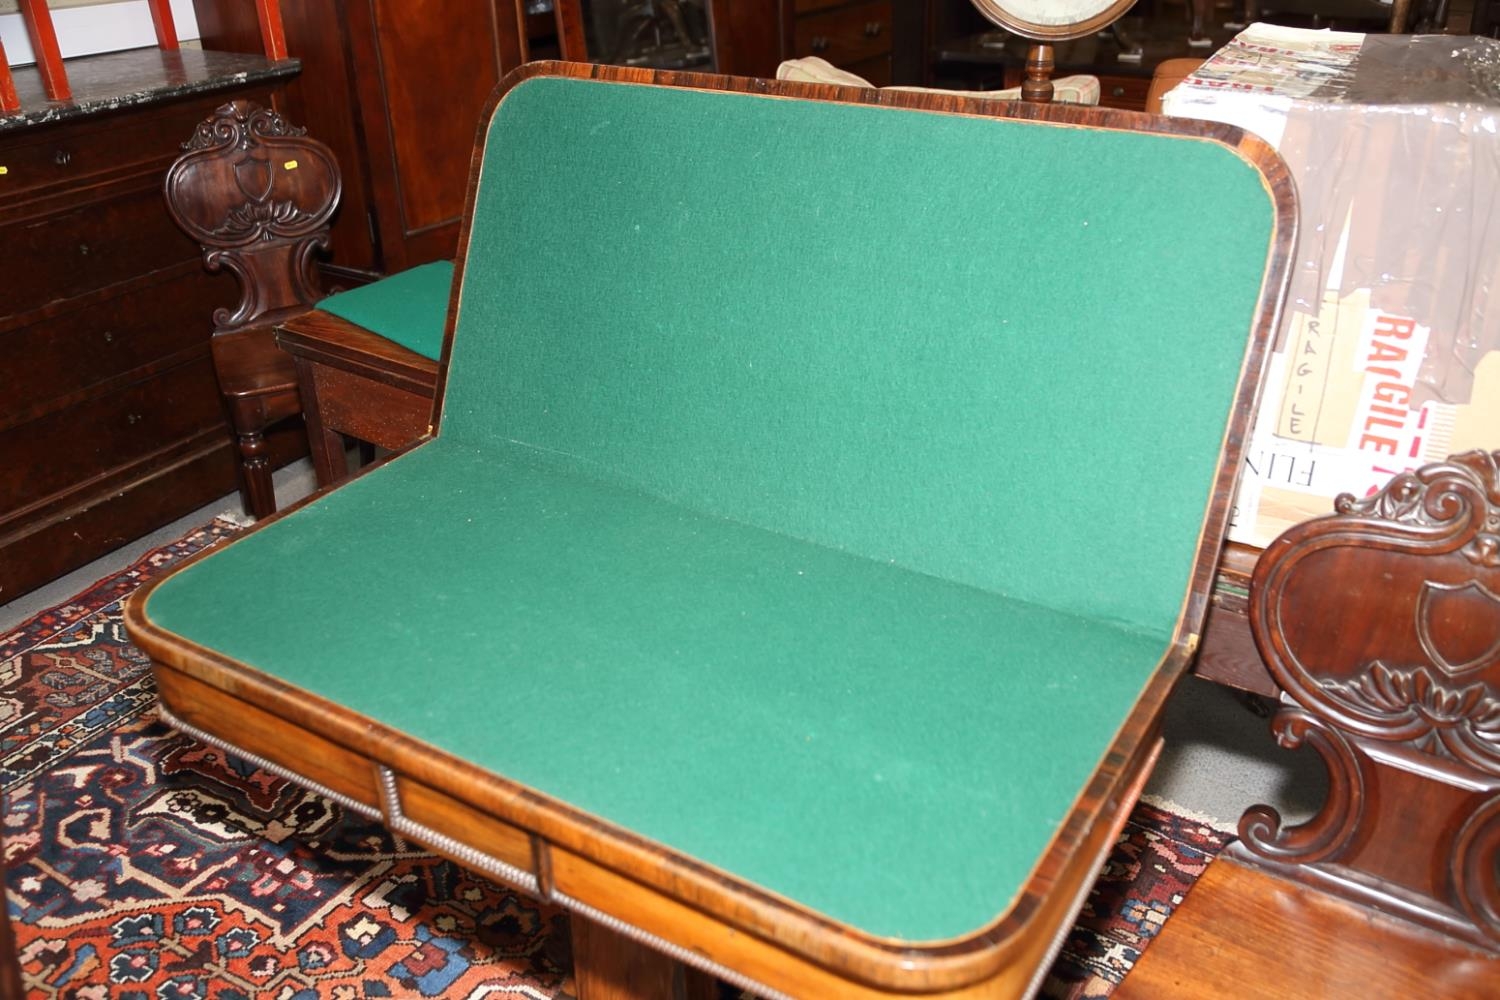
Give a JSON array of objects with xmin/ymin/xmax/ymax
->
[{"xmin": 353, "ymin": 0, "xmax": 526, "ymax": 270}]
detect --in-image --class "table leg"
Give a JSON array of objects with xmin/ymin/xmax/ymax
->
[
  {"xmin": 292, "ymin": 357, "xmax": 349, "ymax": 487},
  {"xmin": 571, "ymin": 916, "xmax": 719, "ymax": 1000}
]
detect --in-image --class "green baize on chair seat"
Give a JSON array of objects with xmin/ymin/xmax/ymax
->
[
  {"xmin": 146, "ymin": 76, "xmax": 1277, "ymax": 943},
  {"xmin": 316, "ymin": 259, "xmax": 453, "ymax": 360}
]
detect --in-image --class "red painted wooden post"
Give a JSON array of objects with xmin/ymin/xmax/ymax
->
[
  {"xmin": 0, "ymin": 39, "xmax": 20, "ymax": 113},
  {"xmin": 148, "ymin": 0, "xmax": 180, "ymax": 50},
  {"xmin": 18, "ymin": 0, "xmax": 69, "ymax": 101},
  {"xmin": 256, "ymin": 0, "xmax": 288, "ymax": 59}
]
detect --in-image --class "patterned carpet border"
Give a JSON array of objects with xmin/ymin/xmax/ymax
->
[{"xmin": 3, "ymin": 520, "xmax": 1231, "ymax": 999}]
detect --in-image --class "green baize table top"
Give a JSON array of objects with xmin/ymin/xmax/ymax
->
[{"xmin": 145, "ymin": 74, "xmax": 1277, "ymax": 943}]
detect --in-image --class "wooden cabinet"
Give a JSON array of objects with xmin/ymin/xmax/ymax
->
[
  {"xmin": 788, "ymin": 0, "xmax": 895, "ymax": 84},
  {"xmin": 0, "ymin": 49, "xmax": 298, "ymax": 602},
  {"xmin": 1095, "ymin": 73, "xmax": 1151, "ymax": 112},
  {"xmin": 194, "ymin": 0, "xmax": 547, "ymax": 278},
  {"xmin": 703, "ymin": 1, "xmax": 923, "ymax": 85}
]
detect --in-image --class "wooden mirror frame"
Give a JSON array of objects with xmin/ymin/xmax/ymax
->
[{"xmin": 967, "ymin": 0, "xmax": 1136, "ymax": 41}]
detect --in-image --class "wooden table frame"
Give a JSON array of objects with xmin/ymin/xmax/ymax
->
[{"xmin": 127, "ymin": 62, "xmax": 1298, "ymax": 999}]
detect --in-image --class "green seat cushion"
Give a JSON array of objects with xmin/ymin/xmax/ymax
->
[
  {"xmin": 317, "ymin": 259, "xmax": 452, "ymax": 360},
  {"xmin": 146, "ymin": 439, "xmax": 1167, "ymax": 942}
]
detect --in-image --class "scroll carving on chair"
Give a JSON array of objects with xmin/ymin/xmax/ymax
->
[
  {"xmin": 1241, "ymin": 449, "xmax": 1500, "ymax": 951},
  {"xmin": 163, "ymin": 101, "xmax": 342, "ymax": 519}
]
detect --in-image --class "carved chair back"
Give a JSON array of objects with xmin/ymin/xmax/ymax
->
[
  {"xmin": 164, "ymin": 101, "xmax": 342, "ymax": 335},
  {"xmin": 1246, "ymin": 449, "xmax": 1500, "ymax": 952}
]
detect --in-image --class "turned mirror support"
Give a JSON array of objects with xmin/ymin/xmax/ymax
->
[
  {"xmin": 1022, "ymin": 43, "xmax": 1055, "ymax": 102},
  {"xmin": 969, "ymin": 0, "xmax": 1135, "ymax": 103}
]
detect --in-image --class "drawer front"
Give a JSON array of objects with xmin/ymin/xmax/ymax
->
[
  {"xmin": 0, "ymin": 182, "xmax": 200, "ymax": 317},
  {"xmin": 845, "ymin": 54, "xmax": 892, "ymax": 87},
  {"xmin": 0, "ymin": 266, "xmax": 236, "ymax": 429},
  {"xmin": 0, "ymin": 353, "xmax": 224, "ymax": 514},
  {"xmin": 0, "ymin": 92, "xmax": 265, "ymax": 206},
  {"xmin": 1097, "ymin": 74, "xmax": 1150, "ymax": 112},
  {"xmin": 793, "ymin": 1, "xmax": 892, "ymax": 67},
  {"xmin": 154, "ymin": 669, "xmax": 384, "ymax": 813}
]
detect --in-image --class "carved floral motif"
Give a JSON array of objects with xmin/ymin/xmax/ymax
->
[
  {"xmin": 1326, "ymin": 661, "xmax": 1500, "ymax": 767},
  {"xmin": 163, "ymin": 100, "xmax": 339, "ymax": 335},
  {"xmin": 214, "ymin": 198, "xmax": 319, "ymax": 243}
]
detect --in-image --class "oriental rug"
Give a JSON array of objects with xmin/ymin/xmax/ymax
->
[{"xmin": 2, "ymin": 520, "xmax": 1231, "ymax": 999}]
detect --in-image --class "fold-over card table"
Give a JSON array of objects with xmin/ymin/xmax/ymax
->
[{"xmin": 127, "ymin": 64, "xmax": 1295, "ymax": 999}]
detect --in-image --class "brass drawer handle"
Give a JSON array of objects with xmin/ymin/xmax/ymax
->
[
  {"xmin": 54, "ymin": 149, "xmax": 71, "ymax": 167},
  {"xmin": 126, "ymin": 413, "xmax": 142, "ymax": 425},
  {"xmin": 101, "ymin": 330, "xmax": 115, "ymax": 344},
  {"xmin": 811, "ymin": 35, "xmax": 829, "ymax": 53},
  {"xmin": 1111, "ymin": 85, "xmax": 1126, "ymax": 98},
  {"xmin": 864, "ymin": 21, "xmax": 883, "ymax": 37}
]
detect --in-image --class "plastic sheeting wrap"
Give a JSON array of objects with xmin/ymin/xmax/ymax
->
[{"xmin": 1166, "ymin": 24, "xmax": 1500, "ymax": 547}]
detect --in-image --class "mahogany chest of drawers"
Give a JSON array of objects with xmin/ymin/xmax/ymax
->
[
  {"xmin": 0, "ymin": 49, "xmax": 298, "ymax": 603},
  {"xmin": 788, "ymin": 0, "xmax": 896, "ymax": 84}
]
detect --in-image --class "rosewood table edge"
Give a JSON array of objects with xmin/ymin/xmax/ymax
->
[{"xmin": 126, "ymin": 576, "xmax": 1189, "ymax": 995}]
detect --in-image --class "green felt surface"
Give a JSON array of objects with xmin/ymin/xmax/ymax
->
[
  {"xmin": 150, "ymin": 442, "xmax": 1166, "ymax": 941},
  {"xmin": 145, "ymin": 77, "xmax": 1279, "ymax": 942},
  {"xmin": 317, "ymin": 260, "xmax": 453, "ymax": 360},
  {"xmin": 445, "ymin": 77, "xmax": 1275, "ymax": 637}
]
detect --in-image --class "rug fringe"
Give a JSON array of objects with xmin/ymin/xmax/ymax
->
[{"xmin": 1140, "ymin": 793, "xmax": 1237, "ymax": 834}]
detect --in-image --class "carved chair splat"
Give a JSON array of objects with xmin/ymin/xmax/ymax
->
[
  {"xmin": 164, "ymin": 101, "xmax": 341, "ymax": 518},
  {"xmin": 1240, "ymin": 448, "xmax": 1500, "ymax": 953}
]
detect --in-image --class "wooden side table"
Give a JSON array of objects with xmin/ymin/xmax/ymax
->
[
  {"xmin": 275, "ymin": 310, "xmax": 439, "ymax": 487},
  {"xmin": 274, "ymin": 258, "xmax": 451, "ymax": 486}
]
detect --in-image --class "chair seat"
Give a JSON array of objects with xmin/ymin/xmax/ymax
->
[
  {"xmin": 142, "ymin": 435, "xmax": 1169, "ymax": 943},
  {"xmin": 208, "ymin": 327, "xmax": 300, "ymax": 401}
]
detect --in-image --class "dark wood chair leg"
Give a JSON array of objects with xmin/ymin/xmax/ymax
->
[
  {"xmin": 214, "ymin": 330, "xmax": 302, "ymax": 520},
  {"xmin": 235, "ymin": 425, "xmax": 278, "ymax": 519},
  {"xmin": 1189, "ymin": 0, "xmax": 1214, "ymax": 46}
]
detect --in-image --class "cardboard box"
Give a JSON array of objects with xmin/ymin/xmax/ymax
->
[{"xmin": 1165, "ymin": 25, "xmax": 1500, "ymax": 547}]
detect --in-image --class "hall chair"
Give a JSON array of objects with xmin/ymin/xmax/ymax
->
[
  {"xmin": 163, "ymin": 100, "xmax": 342, "ymax": 520},
  {"xmin": 130, "ymin": 63, "xmax": 1295, "ymax": 999},
  {"xmin": 164, "ymin": 108, "xmax": 456, "ymax": 516},
  {"xmin": 166, "ymin": 1, "xmax": 589, "ymax": 517}
]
